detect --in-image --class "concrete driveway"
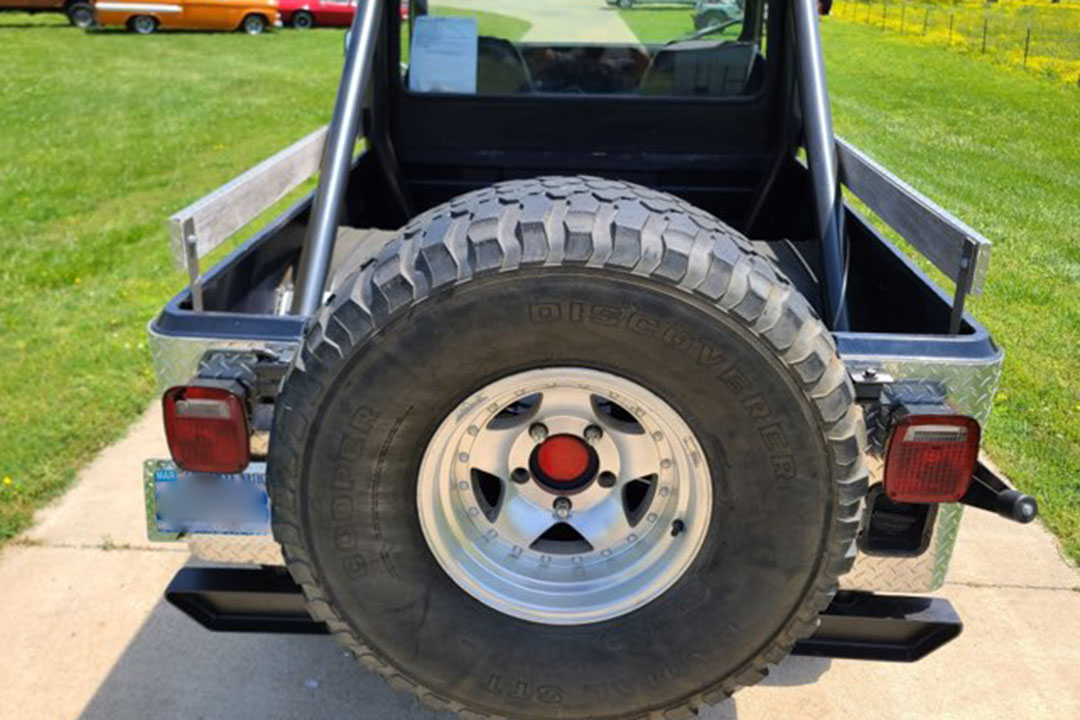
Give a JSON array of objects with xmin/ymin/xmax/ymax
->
[{"xmin": 2, "ymin": 405, "xmax": 1078, "ymax": 720}]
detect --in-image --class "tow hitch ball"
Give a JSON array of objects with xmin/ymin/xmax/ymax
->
[{"xmin": 961, "ymin": 462, "xmax": 1039, "ymax": 524}]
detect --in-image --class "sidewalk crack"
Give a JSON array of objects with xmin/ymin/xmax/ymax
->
[
  {"xmin": 945, "ymin": 579, "xmax": 1080, "ymax": 593},
  {"xmin": 10, "ymin": 538, "xmax": 188, "ymax": 554}
]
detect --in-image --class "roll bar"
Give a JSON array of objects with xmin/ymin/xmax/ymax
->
[
  {"xmin": 271, "ymin": 0, "xmax": 986, "ymax": 333},
  {"xmin": 291, "ymin": 0, "xmax": 385, "ymax": 316},
  {"xmin": 289, "ymin": 0, "xmax": 853, "ymax": 326},
  {"xmin": 792, "ymin": 0, "xmax": 849, "ymax": 330}
]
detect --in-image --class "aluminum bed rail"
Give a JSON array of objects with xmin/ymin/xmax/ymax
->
[
  {"xmin": 168, "ymin": 126, "xmax": 328, "ymax": 311},
  {"xmin": 836, "ymin": 139, "xmax": 992, "ymax": 334},
  {"xmin": 164, "ymin": 129, "xmax": 991, "ymax": 331}
]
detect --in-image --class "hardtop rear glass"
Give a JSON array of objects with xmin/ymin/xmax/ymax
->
[{"xmin": 401, "ymin": 0, "xmax": 766, "ymax": 99}]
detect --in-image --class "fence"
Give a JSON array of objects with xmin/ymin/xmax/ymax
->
[{"xmin": 832, "ymin": 0, "xmax": 1080, "ymax": 86}]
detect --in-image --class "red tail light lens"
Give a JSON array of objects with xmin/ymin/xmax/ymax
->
[
  {"xmin": 884, "ymin": 415, "xmax": 980, "ymax": 503},
  {"xmin": 163, "ymin": 385, "xmax": 250, "ymax": 473}
]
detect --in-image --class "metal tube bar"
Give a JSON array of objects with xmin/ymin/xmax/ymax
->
[
  {"xmin": 181, "ymin": 218, "xmax": 204, "ymax": 312},
  {"xmin": 948, "ymin": 238, "xmax": 977, "ymax": 335},
  {"xmin": 792, "ymin": 0, "xmax": 850, "ymax": 329},
  {"xmin": 291, "ymin": 0, "xmax": 384, "ymax": 316}
]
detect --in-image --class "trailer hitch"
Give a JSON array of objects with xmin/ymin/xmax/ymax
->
[
  {"xmin": 165, "ymin": 568, "xmax": 962, "ymax": 663},
  {"xmin": 960, "ymin": 460, "xmax": 1038, "ymax": 524}
]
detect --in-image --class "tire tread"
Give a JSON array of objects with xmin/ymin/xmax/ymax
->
[{"xmin": 269, "ymin": 176, "xmax": 868, "ymax": 720}]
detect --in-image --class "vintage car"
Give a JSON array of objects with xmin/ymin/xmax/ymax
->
[
  {"xmin": 278, "ymin": 0, "xmax": 356, "ymax": 29},
  {"xmin": 92, "ymin": 0, "xmax": 280, "ymax": 34},
  {"xmin": 694, "ymin": 0, "xmax": 744, "ymax": 29},
  {"xmin": 0, "ymin": 0, "xmax": 94, "ymax": 27}
]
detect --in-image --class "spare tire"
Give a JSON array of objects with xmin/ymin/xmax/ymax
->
[{"xmin": 269, "ymin": 176, "xmax": 867, "ymax": 719}]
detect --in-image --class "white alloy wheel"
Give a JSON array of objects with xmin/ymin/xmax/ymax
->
[{"xmin": 417, "ymin": 367, "xmax": 712, "ymax": 625}]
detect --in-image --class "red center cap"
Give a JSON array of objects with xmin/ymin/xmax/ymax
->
[{"xmin": 536, "ymin": 435, "xmax": 591, "ymax": 483}]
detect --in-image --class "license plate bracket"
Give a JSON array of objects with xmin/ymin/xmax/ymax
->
[{"xmin": 143, "ymin": 459, "xmax": 271, "ymax": 540}]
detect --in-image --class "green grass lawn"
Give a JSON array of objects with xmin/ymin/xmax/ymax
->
[
  {"xmin": 618, "ymin": 7, "xmax": 698, "ymax": 43},
  {"xmin": 820, "ymin": 17, "xmax": 1080, "ymax": 561},
  {"xmin": 433, "ymin": 7, "xmax": 532, "ymax": 39},
  {"xmin": 0, "ymin": 10, "xmax": 528, "ymax": 546},
  {"xmin": 834, "ymin": 0, "xmax": 1080, "ymax": 86},
  {"xmin": 0, "ymin": 15, "xmax": 345, "ymax": 541},
  {"xmin": 1, "ymin": 12, "xmax": 1077, "ymax": 564},
  {"xmin": 618, "ymin": 6, "xmax": 745, "ymax": 44}
]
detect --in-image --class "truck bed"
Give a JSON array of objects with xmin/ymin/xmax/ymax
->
[{"xmin": 149, "ymin": 146, "xmax": 1002, "ymax": 596}]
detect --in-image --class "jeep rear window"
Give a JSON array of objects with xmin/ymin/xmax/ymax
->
[{"xmin": 401, "ymin": 0, "xmax": 766, "ymax": 99}]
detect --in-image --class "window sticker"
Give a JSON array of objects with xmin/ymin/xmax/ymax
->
[{"xmin": 409, "ymin": 16, "xmax": 479, "ymax": 95}]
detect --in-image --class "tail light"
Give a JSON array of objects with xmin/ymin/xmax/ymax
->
[
  {"xmin": 884, "ymin": 415, "xmax": 980, "ymax": 503},
  {"xmin": 163, "ymin": 383, "xmax": 250, "ymax": 473}
]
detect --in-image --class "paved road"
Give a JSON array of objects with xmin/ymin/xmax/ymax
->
[
  {"xmin": 439, "ymin": 0, "xmax": 640, "ymax": 43},
  {"xmin": 2, "ymin": 405, "xmax": 1079, "ymax": 719}
]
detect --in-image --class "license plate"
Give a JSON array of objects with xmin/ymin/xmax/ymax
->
[{"xmin": 147, "ymin": 460, "xmax": 271, "ymax": 536}]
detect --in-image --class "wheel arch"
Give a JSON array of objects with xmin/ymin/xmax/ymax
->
[{"xmin": 239, "ymin": 12, "xmax": 270, "ymax": 31}]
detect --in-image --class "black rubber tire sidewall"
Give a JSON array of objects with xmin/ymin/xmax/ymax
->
[
  {"xmin": 130, "ymin": 16, "xmax": 156, "ymax": 34},
  {"xmin": 243, "ymin": 15, "xmax": 266, "ymax": 34},
  {"xmin": 296, "ymin": 270, "xmax": 834, "ymax": 719},
  {"xmin": 67, "ymin": 3, "xmax": 93, "ymax": 28}
]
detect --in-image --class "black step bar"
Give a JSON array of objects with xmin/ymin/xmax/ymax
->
[
  {"xmin": 166, "ymin": 566, "xmax": 325, "ymax": 635},
  {"xmin": 790, "ymin": 590, "xmax": 961, "ymax": 662},
  {"xmin": 166, "ymin": 567, "xmax": 961, "ymax": 662}
]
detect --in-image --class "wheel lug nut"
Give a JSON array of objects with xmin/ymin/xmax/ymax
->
[
  {"xmin": 529, "ymin": 422, "xmax": 549, "ymax": 441},
  {"xmin": 598, "ymin": 471, "xmax": 616, "ymax": 488},
  {"xmin": 584, "ymin": 425, "xmax": 603, "ymax": 443},
  {"xmin": 553, "ymin": 497, "xmax": 572, "ymax": 519},
  {"xmin": 511, "ymin": 467, "xmax": 530, "ymax": 484}
]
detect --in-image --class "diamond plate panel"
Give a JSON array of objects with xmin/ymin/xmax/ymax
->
[
  {"xmin": 187, "ymin": 535, "xmax": 285, "ymax": 566},
  {"xmin": 149, "ymin": 325, "xmax": 297, "ymax": 566},
  {"xmin": 841, "ymin": 348, "xmax": 1003, "ymax": 593},
  {"xmin": 150, "ymin": 325, "xmax": 1003, "ymax": 579},
  {"xmin": 147, "ymin": 322, "xmax": 298, "ymax": 392}
]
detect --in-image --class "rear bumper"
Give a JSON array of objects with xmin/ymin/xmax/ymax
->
[
  {"xmin": 145, "ymin": 189, "xmax": 1006, "ymax": 596},
  {"xmin": 145, "ymin": 320, "xmax": 1005, "ymax": 594},
  {"xmin": 165, "ymin": 566, "xmax": 962, "ymax": 662}
]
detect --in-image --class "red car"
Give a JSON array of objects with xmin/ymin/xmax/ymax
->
[{"xmin": 278, "ymin": 0, "xmax": 355, "ymax": 29}]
